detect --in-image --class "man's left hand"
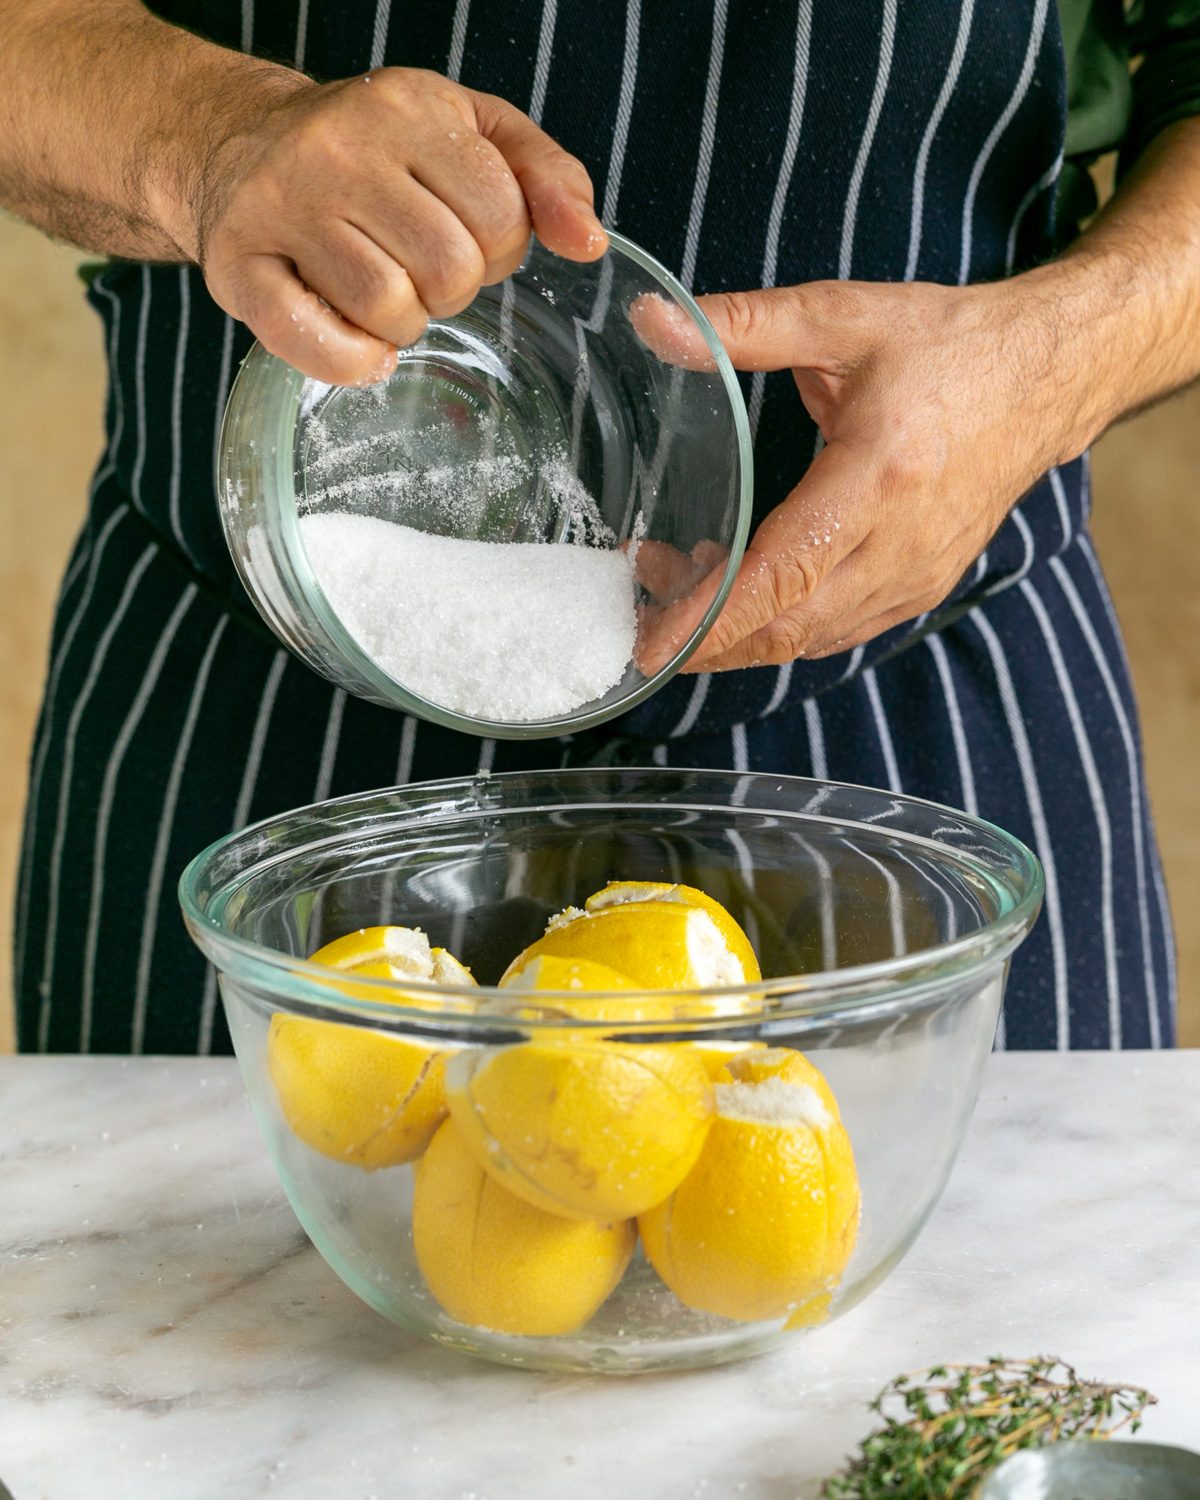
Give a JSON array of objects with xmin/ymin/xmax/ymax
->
[{"xmin": 639, "ymin": 275, "xmax": 1089, "ymax": 675}]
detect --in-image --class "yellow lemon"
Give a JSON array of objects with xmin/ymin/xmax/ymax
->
[
  {"xmin": 445, "ymin": 1040, "xmax": 713, "ymax": 1221},
  {"xmin": 639, "ymin": 1048, "xmax": 861, "ymax": 1322},
  {"xmin": 689, "ymin": 1039, "xmax": 767, "ymax": 1080},
  {"xmin": 499, "ymin": 953, "xmax": 678, "ymax": 1025},
  {"xmin": 304, "ymin": 925, "xmax": 476, "ymax": 995},
  {"xmin": 581, "ymin": 881, "xmax": 764, "ymax": 1067},
  {"xmin": 268, "ymin": 925, "xmax": 474, "ymax": 1171},
  {"xmin": 413, "ymin": 1118, "xmax": 636, "ymax": 1336},
  {"xmin": 720, "ymin": 1046, "xmax": 841, "ymax": 1118},
  {"xmin": 586, "ymin": 881, "xmax": 761, "ymax": 983},
  {"xmin": 501, "ymin": 900, "xmax": 752, "ymax": 992}
]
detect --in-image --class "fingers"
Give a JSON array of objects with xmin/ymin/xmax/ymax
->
[
  {"xmin": 292, "ymin": 223, "xmax": 429, "ymax": 348},
  {"xmin": 471, "ymin": 90, "xmax": 607, "ymax": 261},
  {"xmin": 349, "ymin": 177, "xmax": 487, "ymax": 318},
  {"xmin": 407, "ymin": 129, "xmax": 533, "ymax": 283},
  {"xmin": 678, "ymin": 441, "xmax": 865, "ymax": 671},
  {"xmin": 693, "ymin": 544, "xmax": 958, "ymax": 673},
  {"xmin": 633, "ymin": 538, "xmax": 729, "ymax": 603},
  {"xmin": 693, "ymin": 549, "xmax": 878, "ymax": 672},
  {"xmin": 629, "ymin": 295, "xmax": 718, "ymax": 372},
  {"xmin": 693, "ymin": 284, "xmax": 866, "ymax": 373},
  {"xmin": 215, "ymin": 252, "xmax": 399, "ymax": 386}
]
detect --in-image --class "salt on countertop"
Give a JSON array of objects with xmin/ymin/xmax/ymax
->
[{"xmin": 300, "ymin": 512, "xmax": 637, "ymax": 721}]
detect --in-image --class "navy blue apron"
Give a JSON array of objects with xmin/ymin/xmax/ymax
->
[{"xmin": 15, "ymin": 0, "xmax": 1175, "ymax": 1052}]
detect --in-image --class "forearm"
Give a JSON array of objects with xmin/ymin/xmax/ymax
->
[
  {"xmin": 0, "ymin": 0, "xmax": 310, "ymax": 260},
  {"xmin": 1024, "ymin": 116, "xmax": 1200, "ymax": 459}
]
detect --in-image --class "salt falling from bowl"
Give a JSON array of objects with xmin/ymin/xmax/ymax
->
[{"xmin": 299, "ymin": 512, "xmax": 638, "ymax": 722}]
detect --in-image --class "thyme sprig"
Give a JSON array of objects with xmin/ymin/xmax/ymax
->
[{"xmin": 821, "ymin": 1356, "xmax": 1155, "ymax": 1499}]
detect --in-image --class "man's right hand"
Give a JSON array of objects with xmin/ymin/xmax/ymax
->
[{"xmin": 178, "ymin": 67, "xmax": 606, "ymax": 385}]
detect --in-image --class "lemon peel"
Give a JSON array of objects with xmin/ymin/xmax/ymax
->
[
  {"xmin": 412, "ymin": 1118, "xmax": 636, "ymax": 1336},
  {"xmin": 639, "ymin": 1047, "xmax": 860, "ymax": 1323},
  {"xmin": 444, "ymin": 1040, "xmax": 713, "ymax": 1221},
  {"xmin": 268, "ymin": 926, "xmax": 475, "ymax": 1170},
  {"xmin": 498, "ymin": 954, "xmax": 678, "ymax": 1025},
  {"xmin": 501, "ymin": 900, "xmax": 750, "ymax": 991},
  {"xmin": 585, "ymin": 880, "xmax": 761, "ymax": 983}
]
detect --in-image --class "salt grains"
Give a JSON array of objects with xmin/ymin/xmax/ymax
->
[{"xmin": 299, "ymin": 512, "xmax": 637, "ymax": 721}]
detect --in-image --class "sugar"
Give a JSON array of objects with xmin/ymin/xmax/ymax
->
[{"xmin": 299, "ymin": 512, "xmax": 636, "ymax": 721}]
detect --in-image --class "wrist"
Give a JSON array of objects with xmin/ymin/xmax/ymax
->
[
  {"xmin": 140, "ymin": 34, "xmax": 313, "ymax": 262},
  {"xmin": 996, "ymin": 254, "xmax": 1131, "ymax": 468}
]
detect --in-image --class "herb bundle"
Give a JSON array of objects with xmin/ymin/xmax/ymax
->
[{"xmin": 821, "ymin": 1356, "xmax": 1155, "ymax": 1498}]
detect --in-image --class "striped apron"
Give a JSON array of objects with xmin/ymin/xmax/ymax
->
[{"xmin": 14, "ymin": 0, "xmax": 1175, "ymax": 1054}]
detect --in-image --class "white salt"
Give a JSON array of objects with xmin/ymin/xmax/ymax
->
[
  {"xmin": 715, "ymin": 1079, "xmax": 833, "ymax": 1130},
  {"xmin": 299, "ymin": 512, "xmax": 637, "ymax": 721}
]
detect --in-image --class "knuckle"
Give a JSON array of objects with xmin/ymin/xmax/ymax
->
[
  {"xmin": 718, "ymin": 289, "xmax": 772, "ymax": 347},
  {"xmin": 767, "ymin": 549, "xmax": 822, "ymax": 611},
  {"xmin": 477, "ymin": 191, "xmax": 532, "ymax": 260},
  {"xmin": 759, "ymin": 612, "xmax": 815, "ymax": 663},
  {"xmin": 241, "ymin": 286, "xmax": 294, "ymax": 355},
  {"xmin": 336, "ymin": 257, "xmax": 394, "ymax": 321},
  {"xmin": 391, "ymin": 303, "xmax": 429, "ymax": 349},
  {"xmin": 420, "ymin": 239, "xmax": 486, "ymax": 312}
]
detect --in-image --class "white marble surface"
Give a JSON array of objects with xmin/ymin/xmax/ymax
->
[{"xmin": 1, "ymin": 1054, "xmax": 1198, "ymax": 1500}]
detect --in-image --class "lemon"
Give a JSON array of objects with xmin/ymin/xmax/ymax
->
[
  {"xmin": 303, "ymin": 925, "xmax": 476, "ymax": 994},
  {"xmin": 499, "ymin": 953, "xmax": 678, "ymax": 1025},
  {"xmin": 268, "ymin": 925, "xmax": 474, "ymax": 1171},
  {"xmin": 586, "ymin": 881, "xmax": 761, "ymax": 983},
  {"xmin": 413, "ymin": 1118, "xmax": 636, "ymax": 1336},
  {"xmin": 639, "ymin": 1047, "xmax": 860, "ymax": 1322},
  {"xmin": 445, "ymin": 1040, "xmax": 713, "ymax": 1221},
  {"xmin": 584, "ymin": 883, "xmax": 763, "ymax": 1067},
  {"xmin": 689, "ymin": 1039, "xmax": 767, "ymax": 1080},
  {"xmin": 501, "ymin": 899, "xmax": 753, "ymax": 991}
]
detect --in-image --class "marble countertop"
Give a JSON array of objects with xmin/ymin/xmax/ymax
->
[{"xmin": 2, "ymin": 1053, "xmax": 1198, "ymax": 1499}]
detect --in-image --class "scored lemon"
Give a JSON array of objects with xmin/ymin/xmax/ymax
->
[
  {"xmin": 302, "ymin": 925, "xmax": 476, "ymax": 993},
  {"xmin": 586, "ymin": 881, "xmax": 761, "ymax": 983},
  {"xmin": 413, "ymin": 1118, "xmax": 636, "ymax": 1336},
  {"xmin": 498, "ymin": 953, "xmax": 678, "ymax": 1025},
  {"xmin": 445, "ymin": 1040, "xmax": 713, "ymax": 1221},
  {"xmin": 586, "ymin": 884, "xmax": 763, "ymax": 1067},
  {"xmin": 268, "ymin": 925, "xmax": 475, "ymax": 1171},
  {"xmin": 639, "ymin": 1047, "xmax": 861, "ymax": 1323},
  {"xmin": 501, "ymin": 899, "xmax": 754, "ymax": 992},
  {"xmin": 688, "ymin": 1039, "xmax": 767, "ymax": 1080}
]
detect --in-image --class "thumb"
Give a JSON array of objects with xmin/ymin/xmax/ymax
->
[
  {"xmin": 471, "ymin": 91, "xmax": 607, "ymax": 262},
  {"xmin": 696, "ymin": 283, "xmax": 859, "ymax": 372}
]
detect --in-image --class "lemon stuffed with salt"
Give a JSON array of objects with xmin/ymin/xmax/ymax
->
[
  {"xmin": 639, "ymin": 1047, "xmax": 861, "ymax": 1324},
  {"xmin": 445, "ymin": 1037, "xmax": 713, "ymax": 1222},
  {"xmin": 413, "ymin": 1118, "xmax": 636, "ymax": 1336},
  {"xmin": 518, "ymin": 882, "xmax": 763, "ymax": 1074},
  {"xmin": 500, "ymin": 880, "xmax": 759, "ymax": 992},
  {"xmin": 268, "ymin": 925, "xmax": 474, "ymax": 1171},
  {"xmin": 585, "ymin": 881, "xmax": 761, "ymax": 985},
  {"xmin": 499, "ymin": 953, "xmax": 678, "ymax": 1024}
]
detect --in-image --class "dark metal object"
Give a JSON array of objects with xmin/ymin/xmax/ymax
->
[{"xmin": 978, "ymin": 1441, "xmax": 1200, "ymax": 1498}]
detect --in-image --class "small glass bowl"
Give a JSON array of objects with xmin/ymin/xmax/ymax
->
[
  {"xmin": 179, "ymin": 768, "xmax": 1042, "ymax": 1376},
  {"xmin": 216, "ymin": 234, "xmax": 752, "ymax": 739}
]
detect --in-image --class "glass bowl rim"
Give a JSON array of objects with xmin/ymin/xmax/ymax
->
[
  {"xmin": 219, "ymin": 230, "xmax": 755, "ymax": 740},
  {"xmin": 178, "ymin": 767, "xmax": 1044, "ymax": 1031}
]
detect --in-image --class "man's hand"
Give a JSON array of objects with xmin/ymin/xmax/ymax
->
[
  {"xmin": 0, "ymin": 1, "xmax": 604, "ymax": 387},
  {"xmin": 638, "ymin": 274, "xmax": 1087, "ymax": 675},
  {"xmin": 186, "ymin": 69, "xmax": 606, "ymax": 386},
  {"xmin": 639, "ymin": 117, "xmax": 1200, "ymax": 676}
]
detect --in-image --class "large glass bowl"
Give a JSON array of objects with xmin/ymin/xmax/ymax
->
[
  {"xmin": 178, "ymin": 769, "xmax": 1042, "ymax": 1375},
  {"xmin": 216, "ymin": 234, "xmax": 752, "ymax": 739}
]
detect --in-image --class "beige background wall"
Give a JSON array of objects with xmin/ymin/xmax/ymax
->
[{"xmin": 1, "ymin": 214, "xmax": 1197, "ymax": 1050}]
